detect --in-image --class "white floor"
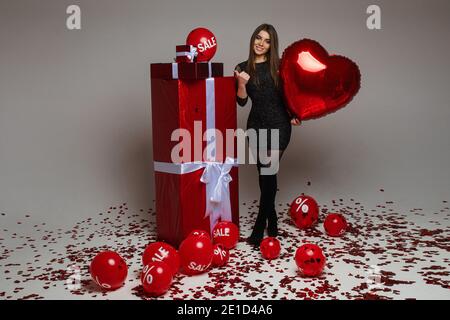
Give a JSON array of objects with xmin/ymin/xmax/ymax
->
[{"xmin": 1, "ymin": 192, "xmax": 449, "ymax": 300}]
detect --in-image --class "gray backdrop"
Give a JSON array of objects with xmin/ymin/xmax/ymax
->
[{"xmin": 1, "ymin": 0, "xmax": 449, "ymax": 228}]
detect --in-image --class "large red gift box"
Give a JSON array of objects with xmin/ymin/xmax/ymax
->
[{"xmin": 150, "ymin": 62, "xmax": 239, "ymax": 248}]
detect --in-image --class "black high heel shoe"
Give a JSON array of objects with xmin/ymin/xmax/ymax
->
[
  {"xmin": 246, "ymin": 236, "xmax": 263, "ymax": 250},
  {"xmin": 247, "ymin": 209, "xmax": 266, "ymax": 248}
]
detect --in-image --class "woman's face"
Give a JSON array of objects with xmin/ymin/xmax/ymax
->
[{"xmin": 253, "ymin": 30, "xmax": 271, "ymax": 57}]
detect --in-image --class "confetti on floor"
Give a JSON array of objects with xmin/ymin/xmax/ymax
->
[{"xmin": 0, "ymin": 194, "xmax": 449, "ymax": 300}]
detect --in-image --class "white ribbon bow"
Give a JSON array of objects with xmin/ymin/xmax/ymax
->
[{"xmin": 200, "ymin": 157, "xmax": 235, "ymax": 219}]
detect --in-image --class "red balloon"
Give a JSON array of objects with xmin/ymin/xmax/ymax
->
[
  {"xmin": 212, "ymin": 243, "xmax": 230, "ymax": 267},
  {"xmin": 141, "ymin": 261, "xmax": 173, "ymax": 297},
  {"xmin": 89, "ymin": 251, "xmax": 128, "ymax": 290},
  {"xmin": 324, "ymin": 213, "xmax": 347, "ymax": 237},
  {"xmin": 212, "ymin": 221, "xmax": 239, "ymax": 249},
  {"xmin": 260, "ymin": 237, "xmax": 281, "ymax": 260},
  {"xmin": 142, "ymin": 242, "xmax": 180, "ymax": 276},
  {"xmin": 179, "ymin": 235, "xmax": 213, "ymax": 275},
  {"xmin": 188, "ymin": 229, "xmax": 211, "ymax": 240},
  {"xmin": 186, "ymin": 27, "xmax": 217, "ymax": 62},
  {"xmin": 295, "ymin": 244, "xmax": 326, "ymax": 277},
  {"xmin": 280, "ymin": 39, "xmax": 361, "ymax": 121},
  {"xmin": 290, "ymin": 195, "xmax": 319, "ymax": 229}
]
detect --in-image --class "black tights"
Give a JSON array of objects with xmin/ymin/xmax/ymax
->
[{"xmin": 248, "ymin": 149, "xmax": 285, "ymax": 244}]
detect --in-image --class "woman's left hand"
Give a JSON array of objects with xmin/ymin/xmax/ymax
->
[{"xmin": 291, "ymin": 117, "xmax": 302, "ymax": 126}]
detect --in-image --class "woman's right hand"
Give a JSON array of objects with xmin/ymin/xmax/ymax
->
[
  {"xmin": 291, "ymin": 117, "xmax": 302, "ymax": 126},
  {"xmin": 234, "ymin": 70, "xmax": 250, "ymax": 86}
]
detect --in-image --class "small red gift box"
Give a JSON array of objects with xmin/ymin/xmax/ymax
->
[
  {"xmin": 151, "ymin": 63, "xmax": 239, "ymax": 247},
  {"xmin": 175, "ymin": 45, "xmax": 197, "ymax": 63}
]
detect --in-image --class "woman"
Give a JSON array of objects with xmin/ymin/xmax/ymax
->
[{"xmin": 234, "ymin": 23, "xmax": 301, "ymax": 248}]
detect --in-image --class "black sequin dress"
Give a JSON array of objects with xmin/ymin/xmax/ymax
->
[{"xmin": 235, "ymin": 60, "xmax": 292, "ymax": 150}]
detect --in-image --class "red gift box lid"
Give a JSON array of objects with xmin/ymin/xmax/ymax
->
[{"xmin": 150, "ymin": 62, "xmax": 224, "ymax": 80}]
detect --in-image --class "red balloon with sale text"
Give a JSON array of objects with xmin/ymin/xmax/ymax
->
[
  {"xmin": 142, "ymin": 242, "xmax": 180, "ymax": 276},
  {"xmin": 89, "ymin": 251, "xmax": 128, "ymax": 290},
  {"xmin": 212, "ymin": 221, "xmax": 239, "ymax": 249},
  {"xmin": 290, "ymin": 195, "xmax": 319, "ymax": 229},
  {"xmin": 141, "ymin": 261, "xmax": 173, "ymax": 297},
  {"xmin": 179, "ymin": 235, "xmax": 213, "ymax": 275},
  {"xmin": 186, "ymin": 27, "xmax": 217, "ymax": 62},
  {"xmin": 188, "ymin": 229, "xmax": 211, "ymax": 240},
  {"xmin": 295, "ymin": 244, "xmax": 326, "ymax": 277}
]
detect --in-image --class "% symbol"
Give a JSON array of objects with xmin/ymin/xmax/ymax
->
[
  {"xmin": 94, "ymin": 275, "xmax": 112, "ymax": 289},
  {"xmin": 214, "ymin": 247, "xmax": 226, "ymax": 259},
  {"xmin": 142, "ymin": 264, "xmax": 155, "ymax": 285},
  {"xmin": 295, "ymin": 198, "xmax": 309, "ymax": 213}
]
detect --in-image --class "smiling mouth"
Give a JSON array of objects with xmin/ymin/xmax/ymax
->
[{"xmin": 256, "ymin": 46, "xmax": 264, "ymax": 51}]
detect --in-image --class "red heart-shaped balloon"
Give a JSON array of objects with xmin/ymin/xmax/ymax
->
[{"xmin": 280, "ymin": 39, "xmax": 361, "ymax": 120}]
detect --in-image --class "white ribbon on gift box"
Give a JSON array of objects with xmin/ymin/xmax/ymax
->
[
  {"xmin": 154, "ymin": 157, "xmax": 238, "ymax": 233},
  {"xmin": 153, "ymin": 77, "xmax": 238, "ymax": 234}
]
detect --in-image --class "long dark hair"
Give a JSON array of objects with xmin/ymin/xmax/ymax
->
[{"xmin": 247, "ymin": 23, "xmax": 280, "ymax": 88}]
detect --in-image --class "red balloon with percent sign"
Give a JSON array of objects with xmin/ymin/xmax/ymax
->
[
  {"xmin": 260, "ymin": 237, "xmax": 281, "ymax": 260},
  {"xmin": 323, "ymin": 213, "xmax": 347, "ymax": 237},
  {"xmin": 212, "ymin": 243, "xmax": 230, "ymax": 267},
  {"xmin": 142, "ymin": 242, "xmax": 180, "ymax": 276},
  {"xmin": 295, "ymin": 244, "xmax": 326, "ymax": 277},
  {"xmin": 141, "ymin": 261, "xmax": 173, "ymax": 297},
  {"xmin": 89, "ymin": 251, "xmax": 128, "ymax": 291},
  {"xmin": 290, "ymin": 195, "xmax": 319, "ymax": 229},
  {"xmin": 179, "ymin": 235, "xmax": 214, "ymax": 275},
  {"xmin": 212, "ymin": 221, "xmax": 239, "ymax": 249}
]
